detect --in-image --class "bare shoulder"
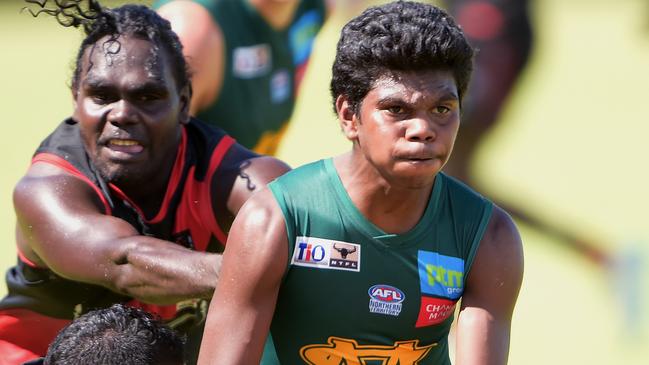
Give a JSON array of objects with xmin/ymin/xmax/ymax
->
[
  {"xmin": 480, "ymin": 205, "xmax": 524, "ymax": 259},
  {"xmin": 246, "ymin": 155, "xmax": 292, "ymax": 180},
  {"xmin": 14, "ymin": 162, "xmax": 104, "ymax": 215},
  {"xmin": 157, "ymin": 0, "xmax": 215, "ymax": 28},
  {"xmin": 463, "ymin": 205, "xmax": 524, "ymax": 311},
  {"xmin": 225, "ymin": 148, "xmax": 291, "ymax": 215},
  {"xmin": 230, "ymin": 186, "xmax": 287, "ymax": 250}
]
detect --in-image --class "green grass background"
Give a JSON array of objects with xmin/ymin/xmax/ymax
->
[{"xmin": 1, "ymin": 0, "xmax": 648, "ymax": 363}]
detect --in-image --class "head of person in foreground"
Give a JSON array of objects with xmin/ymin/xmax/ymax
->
[{"xmin": 43, "ymin": 304, "xmax": 184, "ymax": 365}]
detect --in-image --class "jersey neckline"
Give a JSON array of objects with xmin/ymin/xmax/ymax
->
[{"xmin": 322, "ymin": 157, "xmax": 443, "ymax": 248}]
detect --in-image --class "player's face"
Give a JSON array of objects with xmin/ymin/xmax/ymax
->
[
  {"xmin": 350, "ymin": 70, "xmax": 460, "ymax": 187},
  {"xmin": 73, "ymin": 35, "xmax": 189, "ymax": 186}
]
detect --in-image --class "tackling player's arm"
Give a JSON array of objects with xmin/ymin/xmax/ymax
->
[
  {"xmin": 15, "ymin": 162, "xmax": 219, "ymax": 305},
  {"xmin": 226, "ymin": 152, "xmax": 291, "ymax": 216},
  {"xmin": 198, "ymin": 187, "xmax": 287, "ymax": 365},
  {"xmin": 455, "ymin": 206, "xmax": 524, "ymax": 365},
  {"xmin": 157, "ymin": 0, "xmax": 224, "ymax": 115}
]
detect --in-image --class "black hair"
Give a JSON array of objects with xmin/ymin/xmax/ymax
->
[
  {"xmin": 43, "ymin": 304, "xmax": 185, "ymax": 365},
  {"xmin": 23, "ymin": 0, "xmax": 190, "ymax": 93},
  {"xmin": 330, "ymin": 0, "xmax": 474, "ymax": 115}
]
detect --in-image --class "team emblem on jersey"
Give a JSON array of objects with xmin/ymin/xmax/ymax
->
[
  {"xmin": 291, "ymin": 236, "xmax": 360, "ymax": 272},
  {"xmin": 300, "ymin": 336, "xmax": 435, "ymax": 365},
  {"xmin": 415, "ymin": 297, "xmax": 456, "ymax": 327},
  {"xmin": 270, "ymin": 69, "xmax": 290, "ymax": 103},
  {"xmin": 368, "ymin": 284, "xmax": 405, "ymax": 316},
  {"xmin": 417, "ymin": 250, "xmax": 465, "ymax": 300},
  {"xmin": 233, "ymin": 44, "xmax": 271, "ymax": 78}
]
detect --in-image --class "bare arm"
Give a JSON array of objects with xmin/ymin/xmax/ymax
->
[
  {"xmin": 198, "ymin": 188, "xmax": 287, "ymax": 365},
  {"xmin": 455, "ymin": 206, "xmax": 524, "ymax": 365},
  {"xmin": 226, "ymin": 153, "xmax": 291, "ymax": 215},
  {"xmin": 15, "ymin": 163, "xmax": 220, "ymax": 305},
  {"xmin": 157, "ymin": 1, "xmax": 224, "ymax": 115}
]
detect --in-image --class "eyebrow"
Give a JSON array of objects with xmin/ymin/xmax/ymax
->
[
  {"xmin": 82, "ymin": 77, "xmax": 168, "ymax": 93},
  {"xmin": 377, "ymin": 91, "xmax": 459, "ymax": 105}
]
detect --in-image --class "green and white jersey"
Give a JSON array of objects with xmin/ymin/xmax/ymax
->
[
  {"xmin": 267, "ymin": 158, "xmax": 493, "ymax": 364},
  {"xmin": 154, "ymin": 0, "xmax": 327, "ymax": 155}
]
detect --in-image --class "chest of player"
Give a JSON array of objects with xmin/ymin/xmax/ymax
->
[{"xmin": 271, "ymin": 231, "xmax": 467, "ymax": 364}]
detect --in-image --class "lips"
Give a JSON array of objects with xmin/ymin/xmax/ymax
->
[{"xmin": 107, "ymin": 139, "xmax": 144, "ymax": 154}]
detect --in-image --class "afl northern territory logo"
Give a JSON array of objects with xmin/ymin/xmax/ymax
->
[{"xmin": 368, "ymin": 284, "xmax": 405, "ymax": 316}]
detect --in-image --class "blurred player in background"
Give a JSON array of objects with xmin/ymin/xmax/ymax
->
[
  {"xmin": 422, "ymin": 0, "xmax": 615, "ymax": 269},
  {"xmin": 155, "ymin": 0, "xmax": 333, "ymax": 155}
]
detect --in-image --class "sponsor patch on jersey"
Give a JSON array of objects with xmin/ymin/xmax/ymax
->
[
  {"xmin": 233, "ymin": 44, "xmax": 271, "ymax": 78},
  {"xmin": 300, "ymin": 336, "xmax": 435, "ymax": 365},
  {"xmin": 289, "ymin": 9, "xmax": 322, "ymax": 65},
  {"xmin": 291, "ymin": 236, "xmax": 360, "ymax": 272},
  {"xmin": 415, "ymin": 297, "xmax": 456, "ymax": 327},
  {"xmin": 270, "ymin": 69, "xmax": 290, "ymax": 103},
  {"xmin": 417, "ymin": 250, "xmax": 465, "ymax": 300},
  {"xmin": 368, "ymin": 284, "xmax": 404, "ymax": 316}
]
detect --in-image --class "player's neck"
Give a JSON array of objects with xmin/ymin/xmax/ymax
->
[
  {"xmin": 333, "ymin": 153, "xmax": 435, "ymax": 234},
  {"xmin": 248, "ymin": 0, "xmax": 300, "ymax": 30}
]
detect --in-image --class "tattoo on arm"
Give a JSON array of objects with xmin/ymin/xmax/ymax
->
[{"xmin": 238, "ymin": 160, "xmax": 256, "ymax": 191}]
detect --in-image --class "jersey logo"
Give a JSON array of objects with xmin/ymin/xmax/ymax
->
[
  {"xmin": 415, "ymin": 297, "xmax": 456, "ymax": 327},
  {"xmin": 417, "ymin": 250, "xmax": 465, "ymax": 300},
  {"xmin": 300, "ymin": 336, "xmax": 435, "ymax": 365},
  {"xmin": 289, "ymin": 9, "xmax": 322, "ymax": 66},
  {"xmin": 291, "ymin": 236, "xmax": 360, "ymax": 272},
  {"xmin": 233, "ymin": 44, "xmax": 271, "ymax": 78},
  {"xmin": 270, "ymin": 69, "xmax": 291, "ymax": 103},
  {"xmin": 368, "ymin": 284, "xmax": 405, "ymax": 317}
]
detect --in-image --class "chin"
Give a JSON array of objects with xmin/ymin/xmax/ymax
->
[{"xmin": 96, "ymin": 163, "xmax": 139, "ymax": 186}]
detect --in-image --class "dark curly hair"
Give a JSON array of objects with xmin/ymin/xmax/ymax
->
[
  {"xmin": 43, "ymin": 304, "xmax": 184, "ymax": 365},
  {"xmin": 23, "ymin": 0, "xmax": 190, "ymax": 93},
  {"xmin": 330, "ymin": 1, "xmax": 474, "ymax": 115}
]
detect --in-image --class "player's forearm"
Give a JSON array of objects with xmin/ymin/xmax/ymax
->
[
  {"xmin": 455, "ymin": 309, "xmax": 512, "ymax": 365},
  {"xmin": 108, "ymin": 238, "xmax": 221, "ymax": 304}
]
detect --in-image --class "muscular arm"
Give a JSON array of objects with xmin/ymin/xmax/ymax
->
[
  {"xmin": 455, "ymin": 206, "xmax": 524, "ymax": 365},
  {"xmin": 198, "ymin": 188, "xmax": 287, "ymax": 365},
  {"xmin": 15, "ymin": 163, "xmax": 220, "ymax": 305},
  {"xmin": 157, "ymin": 1, "xmax": 224, "ymax": 115}
]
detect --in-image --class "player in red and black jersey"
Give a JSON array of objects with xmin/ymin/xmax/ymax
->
[{"xmin": 0, "ymin": 1, "xmax": 289, "ymax": 364}]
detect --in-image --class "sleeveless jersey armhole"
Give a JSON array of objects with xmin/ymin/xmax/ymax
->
[
  {"xmin": 31, "ymin": 153, "xmax": 112, "ymax": 215},
  {"xmin": 267, "ymin": 180, "xmax": 294, "ymax": 280},
  {"xmin": 463, "ymin": 202, "xmax": 494, "ymax": 281}
]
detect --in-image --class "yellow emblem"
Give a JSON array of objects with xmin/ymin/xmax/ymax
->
[{"xmin": 300, "ymin": 336, "xmax": 436, "ymax": 365}]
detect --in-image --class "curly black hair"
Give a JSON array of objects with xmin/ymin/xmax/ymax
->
[
  {"xmin": 44, "ymin": 304, "xmax": 184, "ymax": 365},
  {"xmin": 23, "ymin": 0, "xmax": 190, "ymax": 93},
  {"xmin": 330, "ymin": 1, "xmax": 474, "ymax": 115}
]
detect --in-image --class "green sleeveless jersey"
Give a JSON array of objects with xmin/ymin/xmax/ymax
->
[
  {"xmin": 153, "ymin": 0, "xmax": 326, "ymax": 155},
  {"xmin": 267, "ymin": 159, "xmax": 493, "ymax": 364}
]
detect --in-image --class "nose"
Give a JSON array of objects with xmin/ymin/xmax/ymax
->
[
  {"xmin": 106, "ymin": 99, "xmax": 138, "ymax": 126},
  {"xmin": 405, "ymin": 116, "xmax": 435, "ymax": 142}
]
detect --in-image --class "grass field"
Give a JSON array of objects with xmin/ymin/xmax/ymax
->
[{"xmin": 1, "ymin": 0, "xmax": 648, "ymax": 363}]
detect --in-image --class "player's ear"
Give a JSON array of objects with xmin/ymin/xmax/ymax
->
[
  {"xmin": 179, "ymin": 84, "xmax": 191, "ymax": 125},
  {"xmin": 336, "ymin": 95, "xmax": 358, "ymax": 141}
]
